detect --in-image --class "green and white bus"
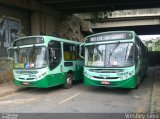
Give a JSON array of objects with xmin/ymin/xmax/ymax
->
[
  {"xmin": 82, "ymin": 31, "xmax": 148, "ymax": 89},
  {"xmin": 9, "ymin": 36, "xmax": 83, "ymax": 88}
]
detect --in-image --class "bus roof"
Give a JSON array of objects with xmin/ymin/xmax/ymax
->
[
  {"xmin": 13, "ymin": 35, "xmax": 82, "ymax": 45},
  {"xmin": 85, "ymin": 31, "xmax": 135, "ymax": 39}
]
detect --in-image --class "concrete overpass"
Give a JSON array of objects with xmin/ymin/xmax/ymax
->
[
  {"xmin": 78, "ymin": 8, "xmax": 160, "ymax": 35},
  {"xmin": 92, "ymin": 17, "xmax": 160, "ymax": 35},
  {"xmin": 38, "ymin": 0, "xmax": 160, "ymax": 13}
]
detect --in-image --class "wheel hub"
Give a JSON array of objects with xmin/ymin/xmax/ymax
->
[{"xmin": 67, "ymin": 77, "xmax": 72, "ymax": 84}]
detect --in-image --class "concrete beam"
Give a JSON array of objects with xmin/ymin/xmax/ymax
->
[
  {"xmin": 0, "ymin": 0, "xmax": 39, "ymax": 11},
  {"xmin": 40, "ymin": 0, "xmax": 86, "ymax": 4},
  {"xmin": 30, "ymin": 4, "xmax": 67, "ymax": 35},
  {"xmin": 91, "ymin": 18, "xmax": 160, "ymax": 28},
  {"xmin": 78, "ymin": 8, "xmax": 160, "ymax": 20},
  {"xmin": 39, "ymin": 4, "xmax": 66, "ymax": 19},
  {"xmin": 31, "ymin": 12, "xmax": 41, "ymax": 35}
]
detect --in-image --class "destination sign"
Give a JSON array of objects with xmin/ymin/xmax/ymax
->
[
  {"xmin": 86, "ymin": 32, "xmax": 133, "ymax": 43},
  {"xmin": 13, "ymin": 37, "xmax": 44, "ymax": 46}
]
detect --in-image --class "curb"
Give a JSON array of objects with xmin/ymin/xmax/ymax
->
[
  {"xmin": 0, "ymin": 90, "xmax": 18, "ymax": 98},
  {"xmin": 0, "ymin": 82, "xmax": 20, "ymax": 98},
  {"xmin": 150, "ymin": 69, "xmax": 160, "ymax": 113},
  {"xmin": 0, "ymin": 83, "xmax": 33, "ymax": 98}
]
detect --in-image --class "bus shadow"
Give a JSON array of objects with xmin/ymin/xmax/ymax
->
[
  {"xmin": 84, "ymin": 86, "xmax": 133, "ymax": 95},
  {"xmin": 15, "ymin": 80, "xmax": 83, "ymax": 95},
  {"xmin": 16, "ymin": 85, "xmax": 63, "ymax": 95}
]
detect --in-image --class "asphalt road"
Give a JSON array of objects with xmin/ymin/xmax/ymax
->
[{"xmin": 0, "ymin": 69, "xmax": 154, "ymax": 113}]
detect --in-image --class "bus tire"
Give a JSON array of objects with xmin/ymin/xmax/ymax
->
[
  {"xmin": 135, "ymin": 77, "xmax": 140, "ymax": 89},
  {"xmin": 63, "ymin": 73, "xmax": 73, "ymax": 89},
  {"xmin": 143, "ymin": 73, "xmax": 147, "ymax": 78}
]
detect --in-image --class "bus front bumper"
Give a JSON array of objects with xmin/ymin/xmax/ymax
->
[
  {"xmin": 13, "ymin": 73, "xmax": 66, "ymax": 88},
  {"xmin": 84, "ymin": 75, "xmax": 137, "ymax": 88}
]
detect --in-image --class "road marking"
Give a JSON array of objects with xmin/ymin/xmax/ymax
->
[
  {"xmin": 0, "ymin": 98, "xmax": 36, "ymax": 105},
  {"xmin": 58, "ymin": 93, "xmax": 80, "ymax": 104}
]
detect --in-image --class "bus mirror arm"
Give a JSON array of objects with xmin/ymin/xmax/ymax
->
[
  {"xmin": 79, "ymin": 43, "xmax": 84, "ymax": 59},
  {"xmin": 136, "ymin": 45, "xmax": 141, "ymax": 59},
  {"xmin": 138, "ymin": 46, "xmax": 142, "ymax": 58},
  {"xmin": 7, "ymin": 47, "xmax": 14, "ymax": 60}
]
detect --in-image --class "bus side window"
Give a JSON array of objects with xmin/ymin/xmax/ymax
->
[
  {"xmin": 63, "ymin": 43, "xmax": 76, "ymax": 61},
  {"xmin": 76, "ymin": 46, "xmax": 80, "ymax": 60},
  {"xmin": 64, "ymin": 51, "xmax": 70, "ymax": 60},
  {"xmin": 48, "ymin": 41, "xmax": 61, "ymax": 70},
  {"xmin": 71, "ymin": 46, "xmax": 76, "ymax": 60}
]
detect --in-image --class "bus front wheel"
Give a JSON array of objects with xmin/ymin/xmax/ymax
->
[{"xmin": 63, "ymin": 73, "xmax": 73, "ymax": 89}]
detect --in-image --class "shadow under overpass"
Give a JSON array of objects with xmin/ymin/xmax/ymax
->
[
  {"xmin": 148, "ymin": 51, "xmax": 160, "ymax": 66},
  {"xmin": 92, "ymin": 25, "xmax": 160, "ymax": 35}
]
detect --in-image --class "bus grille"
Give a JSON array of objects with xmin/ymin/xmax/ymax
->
[
  {"xmin": 93, "ymin": 76, "xmax": 119, "ymax": 80},
  {"xmin": 16, "ymin": 71, "xmax": 38, "ymax": 74},
  {"xmin": 89, "ymin": 69, "xmax": 123, "ymax": 73},
  {"xmin": 18, "ymin": 78, "xmax": 35, "ymax": 80}
]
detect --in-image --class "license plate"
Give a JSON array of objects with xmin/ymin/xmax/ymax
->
[
  {"xmin": 23, "ymin": 82, "xmax": 29, "ymax": 85},
  {"xmin": 101, "ymin": 81, "xmax": 110, "ymax": 85}
]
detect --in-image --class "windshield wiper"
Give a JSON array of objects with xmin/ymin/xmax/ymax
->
[
  {"xmin": 95, "ymin": 45, "xmax": 102, "ymax": 56},
  {"xmin": 124, "ymin": 44, "xmax": 130, "ymax": 61},
  {"xmin": 108, "ymin": 41, "xmax": 120, "ymax": 66}
]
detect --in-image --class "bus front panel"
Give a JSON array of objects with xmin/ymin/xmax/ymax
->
[{"xmin": 83, "ymin": 66, "xmax": 138, "ymax": 88}]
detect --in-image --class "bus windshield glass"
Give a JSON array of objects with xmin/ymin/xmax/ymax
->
[
  {"xmin": 85, "ymin": 43, "xmax": 134, "ymax": 67},
  {"xmin": 13, "ymin": 46, "xmax": 47, "ymax": 69}
]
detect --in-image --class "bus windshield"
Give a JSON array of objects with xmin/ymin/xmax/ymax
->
[
  {"xmin": 13, "ymin": 46, "xmax": 47, "ymax": 69},
  {"xmin": 85, "ymin": 42, "xmax": 134, "ymax": 67}
]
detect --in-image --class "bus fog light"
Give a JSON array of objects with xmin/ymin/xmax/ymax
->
[{"xmin": 42, "ymin": 72, "xmax": 47, "ymax": 76}]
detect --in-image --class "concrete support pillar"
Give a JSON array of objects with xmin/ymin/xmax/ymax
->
[
  {"xmin": 81, "ymin": 20, "xmax": 93, "ymax": 33},
  {"xmin": 31, "ymin": 11, "xmax": 41, "ymax": 35}
]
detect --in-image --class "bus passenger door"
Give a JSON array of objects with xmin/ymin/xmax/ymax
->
[
  {"xmin": 75, "ymin": 45, "xmax": 84, "ymax": 80},
  {"xmin": 63, "ymin": 43, "xmax": 76, "ymax": 80},
  {"xmin": 48, "ymin": 41, "xmax": 64, "ymax": 84}
]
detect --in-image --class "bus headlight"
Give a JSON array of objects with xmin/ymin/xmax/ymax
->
[
  {"xmin": 84, "ymin": 71, "xmax": 92, "ymax": 79},
  {"xmin": 120, "ymin": 76, "xmax": 124, "ymax": 80},
  {"xmin": 129, "ymin": 71, "xmax": 134, "ymax": 76},
  {"xmin": 129, "ymin": 72, "xmax": 133, "ymax": 76},
  {"xmin": 120, "ymin": 75, "xmax": 128, "ymax": 80},
  {"xmin": 39, "ymin": 72, "xmax": 47, "ymax": 79},
  {"xmin": 29, "ymin": 75, "xmax": 36, "ymax": 78}
]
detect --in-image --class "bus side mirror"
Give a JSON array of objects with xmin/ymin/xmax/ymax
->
[
  {"xmin": 7, "ymin": 47, "xmax": 14, "ymax": 60},
  {"xmin": 79, "ymin": 43, "xmax": 84, "ymax": 59},
  {"xmin": 137, "ymin": 46, "xmax": 142, "ymax": 58}
]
